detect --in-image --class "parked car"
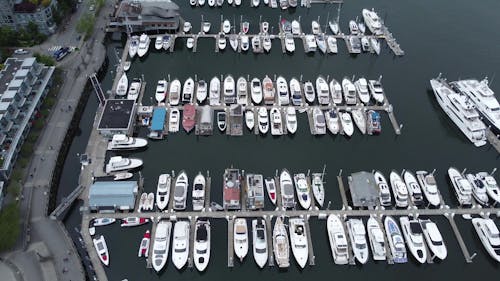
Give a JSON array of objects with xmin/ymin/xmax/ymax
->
[
  {"xmin": 14, "ymin": 49, "xmax": 28, "ymax": 55},
  {"xmin": 89, "ymin": 4, "xmax": 95, "ymax": 11}
]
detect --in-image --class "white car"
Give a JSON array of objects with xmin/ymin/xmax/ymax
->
[
  {"xmin": 14, "ymin": 49, "xmax": 28, "ymax": 55},
  {"xmin": 89, "ymin": 4, "xmax": 95, "ymax": 11}
]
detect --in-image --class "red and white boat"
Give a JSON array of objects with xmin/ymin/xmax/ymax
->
[
  {"xmin": 138, "ymin": 230, "xmax": 151, "ymax": 257},
  {"xmin": 93, "ymin": 235, "xmax": 110, "ymax": 266},
  {"xmin": 264, "ymin": 178, "xmax": 277, "ymax": 205},
  {"xmin": 242, "ymin": 21, "xmax": 250, "ymax": 34},
  {"xmin": 182, "ymin": 104, "xmax": 196, "ymax": 133},
  {"xmin": 121, "ymin": 217, "xmax": 149, "ymax": 227}
]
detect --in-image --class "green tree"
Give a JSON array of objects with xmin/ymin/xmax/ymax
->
[
  {"xmin": 0, "ymin": 26, "xmax": 18, "ymax": 46},
  {"xmin": 34, "ymin": 53, "xmax": 55, "ymax": 66},
  {"xmin": 76, "ymin": 13, "xmax": 95, "ymax": 39}
]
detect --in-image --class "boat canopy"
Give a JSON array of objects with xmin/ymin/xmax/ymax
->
[{"xmin": 151, "ymin": 107, "xmax": 167, "ymax": 131}]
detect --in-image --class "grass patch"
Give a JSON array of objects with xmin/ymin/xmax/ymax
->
[{"xmin": 0, "ymin": 203, "xmax": 20, "ymax": 251}]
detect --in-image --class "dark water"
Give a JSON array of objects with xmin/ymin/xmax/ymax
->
[{"xmin": 58, "ymin": 0, "xmax": 500, "ymax": 280}]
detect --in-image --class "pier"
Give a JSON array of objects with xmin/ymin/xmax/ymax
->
[
  {"xmin": 304, "ymin": 216, "xmax": 315, "ymax": 266},
  {"xmin": 445, "ymin": 213, "xmax": 473, "ymax": 263},
  {"xmin": 264, "ymin": 215, "xmax": 275, "ymax": 267},
  {"xmin": 205, "ymin": 173, "xmax": 211, "ymax": 210},
  {"xmin": 188, "ymin": 216, "xmax": 196, "ymax": 268},
  {"xmin": 486, "ymin": 129, "xmax": 500, "ymax": 153},
  {"xmin": 227, "ymin": 217, "xmax": 235, "ymax": 267},
  {"xmin": 336, "ymin": 173, "xmax": 349, "ymax": 208},
  {"xmin": 146, "ymin": 219, "xmax": 158, "ymax": 269}
]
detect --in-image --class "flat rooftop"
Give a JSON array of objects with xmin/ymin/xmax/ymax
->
[
  {"xmin": 0, "ymin": 59, "xmax": 24, "ymax": 95},
  {"xmin": 97, "ymin": 99, "xmax": 136, "ymax": 130},
  {"xmin": 349, "ymin": 171, "xmax": 379, "ymax": 207}
]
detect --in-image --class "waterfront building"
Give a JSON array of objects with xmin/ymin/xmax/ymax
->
[
  {"xmin": 0, "ymin": 56, "xmax": 55, "ymax": 181},
  {"xmin": 97, "ymin": 99, "xmax": 136, "ymax": 137},
  {"xmin": 348, "ymin": 171, "xmax": 379, "ymax": 208},
  {"xmin": 0, "ymin": 0, "xmax": 58, "ymax": 35},
  {"xmin": 88, "ymin": 181, "xmax": 138, "ymax": 212}
]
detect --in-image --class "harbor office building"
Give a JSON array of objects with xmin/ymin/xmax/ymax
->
[{"xmin": 0, "ymin": 57, "xmax": 55, "ymax": 182}]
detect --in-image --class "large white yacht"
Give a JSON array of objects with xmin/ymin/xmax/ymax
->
[
  {"xmin": 258, "ymin": 107, "xmax": 269, "ymax": 134},
  {"xmin": 270, "ymin": 107, "xmax": 283, "ymax": 136},
  {"xmin": 374, "ymin": 171, "xmax": 392, "ymax": 206},
  {"xmin": 399, "ymin": 216, "xmax": 427, "ymax": 264},
  {"xmin": 389, "ymin": 171, "xmax": 409, "ymax": 208},
  {"xmin": 289, "ymin": 217, "xmax": 308, "ymax": 268},
  {"xmin": 354, "ymin": 78, "xmax": 370, "ymax": 104},
  {"xmin": 466, "ymin": 173, "xmax": 489, "ymax": 206},
  {"xmin": 313, "ymin": 107, "xmax": 327, "ymax": 135},
  {"xmin": 155, "ymin": 79, "xmax": 168, "ymax": 103},
  {"xmin": 152, "ymin": 220, "xmax": 172, "ymax": 272},
  {"xmin": 169, "ymin": 79, "xmax": 181, "ymax": 106},
  {"xmin": 107, "ymin": 134, "xmax": 147, "ymax": 151},
  {"xmin": 234, "ymin": 218, "xmax": 249, "ymax": 261},
  {"xmin": 209, "ymin": 76, "xmax": 221, "ymax": 105},
  {"xmin": 293, "ymin": 173, "xmax": 311, "ymax": 209},
  {"xmin": 280, "ymin": 169, "xmax": 295, "ymax": 208},
  {"xmin": 105, "ymin": 156, "xmax": 143, "ymax": 173},
  {"xmin": 285, "ymin": 106, "xmax": 298, "ymax": 134},
  {"xmin": 172, "ymin": 221, "xmax": 190, "ymax": 269},
  {"xmin": 403, "ymin": 170, "xmax": 424, "ymax": 206},
  {"xmin": 330, "ymin": 79, "xmax": 343, "ymax": 104},
  {"xmin": 430, "ymin": 77, "xmax": 487, "ymax": 147},
  {"xmin": 192, "ymin": 173, "xmax": 206, "ymax": 211},
  {"xmin": 311, "ymin": 173, "xmax": 325, "ymax": 207},
  {"xmin": 346, "ymin": 218, "xmax": 369, "ymax": 264},
  {"xmin": 362, "ymin": 9, "xmax": 383, "ymax": 35},
  {"xmin": 223, "ymin": 75, "xmax": 236, "ymax": 104},
  {"xmin": 137, "ymin": 33, "xmax": 150, "ymax": 57},
  {"xmin": 193, "ymin": 219, "xmax": 210, "ymax": 272},
  {"xmin": 448, "ymin": 167, "xmax": 473, "ymax": 205},
  {"xmin": 252, "ymin": 219, "xmax": 268, "ymax": 268},
  {"xmin": 451, "ymin": 78, "xmax": 500, "ymax": 132},
  {"xmin": 273, "ymin": 216, "xmax": 290, "ymax": 268},
  {"xmin": 327, "ymin": 214, "xmax": 349, "ymax": 265},
  {"xmin": 471, "ymin": 218, "xmax": 500, "ymax": 262},
  {"xmin": 316, "ymin": 76, "xmax": 330, "ymax": 105},
  {"xmin": 173, "ymin": 171, "xmax": 188, "ymax": 210},
  {"xmin": 250, "ymin": 78, "xmax": 263, "ymax": 104},
  {"xmin": 342, "ymin": 78, "xmax": 357, "ymax": 105},
  {"xmin": 384, "ymin": 216, "xmax": 407, "ymax": 263},
  {"xmin": 367, "ymin": 216, "xmax": 386, "ymax": 261},
  {"xmin": 419, "ymin": 219, "xmax": 447, "ymax": 260},
  {"xmin": 276, "ymin": 76, "xmax": 289, "ymax": 105},
  {"xmin": 416, "ymin": 171, "xmax": 442, "ymax": 207},
  {"xmin": 156, "ymin": 174, "xmax": 171, "ymax": 211},
  {"xmin": 476, "ymin": 172, "xmax": 500, "ymax": 205}
]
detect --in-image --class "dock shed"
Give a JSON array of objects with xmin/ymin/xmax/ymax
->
[
  {"xmin": 348, "ymin": 171, "xmax": 379, "ymax": 208},
  {"xmin": 88, "ymin": 181, "xmax": 138, "ymax": 212},
  {"xmin": 97, "ymin": 99, "xmax": 136, "ymax": 137},
  {"xmin": 149, "ymin": 107, "xmax": 166, "ymax": 139}
]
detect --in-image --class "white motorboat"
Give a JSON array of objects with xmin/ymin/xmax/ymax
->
[
  {"xmin": 172, "ymin": 221, "xmax": 190, "ymax": 269},
  {"xmin": 289, "ymin": 0, "xmax": 297, "ymax": 8},
  {"xmin": 218, "ymin": 33, "xmax": 227, "ymax": 50},
  {"xmin": 403, "ymin": 170, "xmax": 424, "ymax": 206},
  {"xmin": 152, "ymin": 220, "xmax": 171, "ymax": 272},
  {"xmin": 316, "ymin": 76, "xmax": 330, "ymax": 105},
  {"xmin": 251, "ymin": 36, "xmax": 262, "ymax": 53},
  {"xmin": 304, "ymin": 34, "xmax": 317, "ymax": 53},
  {"xmin": 367, "ymin": 216, "xmax": 386, "ymax": 261},
  {"xmin": 252, "ymin": 0, "xmax": 260, "ymax": 7},
  {"xmin": 374, "ymin": 171, "xmax": 392, "ymax": 206},
  {"xmin": 430, "ymin": 77, "xmax": 487, "ymax": 147},
  {"xmin": 138, "ymin": 193, "xmax": 147, "ymax": 212},
  {"xmin": 92, "ymin": 218, "xmax": 115, "ymax": 227},
  {"xmin": 276, "ymin": 76, "xmax": 289, "ymax": 105},
  {"xmin": 313, "ymin": 107, "xmax": 326, "ymax": 135},
  {"xmin": 448, "ymin": 167, "xmax": 473, "ymax": 205},
  {"xmin": 258, "ymin": 107, "xmax": 268, "ymax": 134},
  {"xmin": 209, "ymin": 76, "xmax": 221, "ymax": 105},
  {"xmin": 250, "ymin": 78, "xmax": 263, "ymax": 104},
  {"xmin": 217, "ymin": 111, "xmax": 227, "ymax": 131},
  {"xmin": 222, "ymin": 20, "xmax": 231, "ymax": 34},
  {"xmin": 121, "ymin": 217, "xmax": 149, "ymax": 227},
  {"xmin": 368, "ymin": 79, "xmax": 385, "ymax": 104},
  {"xmin": 107, "ymin": 134, "xmax": 147, "ymax": 151},
  {"xmin": 113, "ymin": 172, "xmax": 133, "ymax": 181},
  {"xmin": 237, "ymin": 77, "xmax": 248, "ymax": 105},
  {"xmin": 261, "ymin": 21, "xmax": 269, "ymax": 33},
  {"xmin": 361, "ymin": 36, "xmax": 370, "ymax": 52},
  {"xmin": 316, "ymin": 34, "xmax": 327, "ymax": 54},
  {"xmin": 289, "ymin": 217, "xmax": 308, "ymax": 268},
  {"xmin": 311, "ymin": 173, "xmax": 325, "ymax": 207},
  {"xmin": 279, "ymin": 0, "xmax": 288, "ymax": 9},
  {"xmin": 208, "ymin": 0, "xmax": 215, "ymax": 6},
  {"xmin": 285, "ymin": 34, "xmax": 295, "ymax": 52},
  {"xmin": 202, "ymin": 21, "xmax": 211, "ymax": 33},
  {"xmin": 93, "ymin": 235, "xmax": 110, "ymax": 266},
  {"xmin": 245, "ymin": 110, "xmax": 255, "ymax": 130},
  {"xmin": 229, "ymin": 35, "xmax": 238, "ymax": 51},
  {"xmin": 182, "ymin": 78, "xmax": 195, "ymax": 104},
  {"xmin": 138, "ymin": 230, "xmax": 151, "ymax": 258},
  {"xmin": 291, "ymin": 20, "xmax": 300, "ymax": 35},
  {"xmin": 137, "ymin": 33, "xmax": 150, "ymax": 57},
  {"xmin": 262, "ymin": 35, "xmax": 272, "ymax": 52},
  {"xmin": 351, "ymin": 108, "xmax": 367, "ymax": 134},
  {"xmin": 270, "ymin": 107, "xmax": 283, "ymax": 136},
  {"xmin": 327, "ymin": 36, "xmax": 338, "ymax": 54},
  {"xmin": 280, "ymin": 169, "xmax": 295, "ymax": 208},
  {"xmin": 263, "ymin": 76, "xmax": 276, "ymax": 105},
  {"xmin": 273, "ymin": 216, "xmax": 290, "ymax": 268},
  {"xmin": 199, "ymin": 0, "xmax": 205, "ymax": 6},
  {"xmin": 330, "ymin": 79, "xmax": 342, "ymax": 104},
  {"xmin": 173, "ymin": 171, "xmax": 188, "ymax": 210},
  {"xmin": 327, "ymin": 214, "xmax": 349, "ymax": 265},
  {"xmin": 342, "ymin": 78, "xmax": 357, "ymax": 105},
  {"xmin": 252, "ymin": 219, "xmax": 268, "ymax": 268},
  {"xmin": 289, "ymin": 78, "xmax": 302, "ymax": 106},
  {"xmin": 311, "ymin": 20, "xmax": 320, "ymax": 35},
  {"xmin": 196, "ymin": 80, "xmax": 208, "ymax": 104},
  {"xmin": 466, "ymin": 174, "xmax": 489, "ymax": 206},
  {"xmin": 293, "ymin": 173, "xmax": 311, "ymax": 209},
  {"xmin": 416, "ymin": 171, "xmax": 441, "ymax": 207},
  {"xmin": 128, "ymin": 35, "xmax": 139, "ymax": 58},
  {"xmin": 192, "ymin": 173, "xmax": 206, "ymax": 211},
  {"xmin": 116, "ymin": 73, "xmax": 128, "ymax": 96},
  {"xmin": 155, "ymin": 36, "xmax": 162, "ymax": 50},
  {"xmin": 349, "ymin": 20, "xmax": 359, "ymax": 35},
  {"xmin": 370, "ymin": 38, "xmax": 381, "ymax": 55},
  {"xmin": 240, "ymin": 35, "xmax": 250, "ymax": 52},
  {"xmin": 186, "ymin": 38, "xmax": 194, "ymax": 49},
  {"xmin": 340, "ymin": 111, "xmax": 354, "ymax": 137},
  {"xmin": 346, "ymin": 219, "xmax": 369, "ymax": 264},
  {"xmin": 384, "ymin": 216, "xmax": 407, "ymax": 263},
  {"xmin": 390, "ymin": 171, "xmax": 409, "ymax": 208},
  {"xmin": 168, "ymin": 108, "xmax": 180, "ymax": 133},
  {"xmin": 329, "ymin": 20, "xmax": 339, "ymax": 35},
  {"xmin": 126, "ymin": 78, "xmax": 141, "ymax": 100},
  {"xmin": 155, "ymin": 79, "xmax": 167, "ymax": 103},
  {"xmin": 419, "ymin": 219, "xmax": 447, "ymax": 260},
  {"xmin": 362, "ymin": 8, "xmax": 383, "ymax": 35},
  {"xmin": 216, "ymin": 0, "xmax": 223, "ymax": 6},
  {"xmin": 265, "ymin": 178, "xmax": 277, "ymax": 205},
  {"xmin": 162, "ymin": 35, "xmax": 171, "ymax": 50},
  {"xmin": 190, "ymin": 0, "xmax": 196, "ymax": 6},
  {"xmin": 241, "ymin": 21, "xmax": 250, "ymax": 34},
  {"xmin": 105, "ymin": 156, "xmax": 142, "ymax": 173},
  {"xmin": 451, "ymin": 78, "xmax": 500, "ymax": 132},
  {"xmin": 472, "ymin": 218, "xmax": 500, "ymax": 262},
  {"xmin": 123, "ymin": 61, "xmax": 131, "ymax": 72},
  {"xmin": 476, "ymin": 172, "xmax": 500, "ymax": 205},
  {"xmin": 223, "ymin": 75, "xmax": 236, "ymax": 104},
  {"xmin": 304, "ymin": 81, "xmax": 315, "ymax": 104},
  {"xmin": 169, "ymin": 79, "xmax": 181, "ymax": 106},
  {"xmin": 400, "ymin": 216, "xmax": 427, "ymax": 264},
  {"xmin": 355, "ymin": 78, "xmax": 371, "ymax": 104},
  {"xmin": 193, "ymin": 219, "xmax": 210, "ymax": 271},
  {"xmin": 156, "ymin": 174, "xmax": 171, "ymax": 211},
  {"xmin": 325, "ymin": 109, "xmax": 339, "ymax": 135},
  {"xmin": 146, "ymin": 193, "xmax": 154, "ymax": 211},
  {"xmin": 183, "ymin": 21, "xmax": 192, "ymax": 33},
  {"xmin": 234, "ymin": 218, "xmax": 249, "ymax": 261},
  {"xmin": 285, "ymin": 106, "xmax": 297, "ymax": 134}
]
